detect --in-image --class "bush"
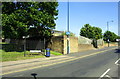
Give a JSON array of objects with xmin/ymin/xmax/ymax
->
[{"xmin": 2, "ymin": 44, "xmax": 24, "ymax": 52}]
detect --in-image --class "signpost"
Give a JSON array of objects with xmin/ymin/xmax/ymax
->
[
  {"xmin": 116, "ymin": 39, "xmax": 120, "ymax": 48},
  {"xmin": 66, "ymin": 0, "xmax": 70, "ymax": 54},
  {"xmin": 107, "ymin": 20, "xmax": 113, "ymax": 47},
  {"xmin": 66, "ymin": 31, "xmax": 70, "ymax": 54},
  {"xmin": 66, "ymin": 32, "xmax": 70, "ymax": 36}
]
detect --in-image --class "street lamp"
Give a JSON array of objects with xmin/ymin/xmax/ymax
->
[
  {"xmin": 107, "ymin": 20, "xmax": 113, "ymax": 47},
  {"xmin": 23, "ymin": 36, "xmax": 26, "ymax": 57},
  {"xmin": 23, "ymin": 35, "xmax": 29, "ymax": 57},
  {"xmin": 66, "ymin": 0, "xmax": 70, "ymax": 54}
]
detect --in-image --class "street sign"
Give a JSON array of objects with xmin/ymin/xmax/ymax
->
[{"xmin": 66, "ymin": 32, "xmax": 70, "ymax": 35}]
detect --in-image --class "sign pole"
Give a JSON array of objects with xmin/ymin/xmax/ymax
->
[{"xmin": 67, "ymin": 0, "xmax": 70, "ymax": 54}]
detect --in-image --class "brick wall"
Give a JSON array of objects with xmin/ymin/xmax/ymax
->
[
  {"xmin": 63, "ymin": 36, "xmax": 67, "ymax": 54},
  {"xmin": 49, "ymin": 35, "xmax": 78, "ymax": 54},
  {"xmin": 78, "ymin": 44, "xmax": 94, "ymax": 52},
  {"xmin": 69, "ymin": 36, "xmax": 78, "ymax": 53},
  {"xmin": 48, "ymin": 36, "xmax": 64, "ymax": 54},
  {"xmin": 63, "ymin": 36, "xmax": 78, "ymax": 54},
  {"xmin": 49, "ymin": 36, "xmax": 108, "ymax": 54}
]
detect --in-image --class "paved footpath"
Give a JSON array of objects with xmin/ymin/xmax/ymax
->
[{"xmin": 2, "ymin": 46, "xmax": 118, "ymax": 75}]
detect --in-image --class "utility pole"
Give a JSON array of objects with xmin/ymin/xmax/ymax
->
[
  {"xmin": 107, "ymin": 22, "xmax": 110, "ymax": 47},
  {"xmin": 107, "ymin": 20, "xmax": 113, "ymax": 47},
  {"xmin": 67, "ymin": 0, "xmax": 70, "ymax": 54}
]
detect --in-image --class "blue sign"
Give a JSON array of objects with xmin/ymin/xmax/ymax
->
[{"xmin": 66, "ymin": 32, "xmax": 70, "ymax": 35}]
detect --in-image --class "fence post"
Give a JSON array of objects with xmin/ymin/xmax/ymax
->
[{"xmin": 44, "ymin": 38, "xmax": 46, "ymax": 49}]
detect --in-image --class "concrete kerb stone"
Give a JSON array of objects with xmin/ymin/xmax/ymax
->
[
  {"xmin": 2, "ymin": 55, "xmax": 67, "ymax": 66},
  {"xmin": 2, "ymin": 55, "xmax": 74, "ymax": 74}
]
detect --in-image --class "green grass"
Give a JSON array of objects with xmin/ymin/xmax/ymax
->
[
  {"xmin": 50, "ymin": 51, "xmax": 63, "ymax": 56},
  {"xmin": 1, "ymin": 50, "xmax": 45, "ymax": 62},
  {"xmin": 1, "ymin": 50, "xmax": 63, "ymax": 62},
  {"xmin": 0, "ymin": 42, "xmax": 8, "ymax": 44}
]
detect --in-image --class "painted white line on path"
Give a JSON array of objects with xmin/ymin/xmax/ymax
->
[
  {"xmin": 105, "ymin": 75, "xmax": 112, "ymax": 79},
  {"xmin": 115, "ymin": 58, "xmax": 120, "ymax": 65},
  {"xmin": 99, "ymin": 68, "xmax": 111, "ymax": 79}
]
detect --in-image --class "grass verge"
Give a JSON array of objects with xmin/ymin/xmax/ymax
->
[
  {"xmin": 50, "ymin": 51, "xmax": 63, "ymax": 56},
  {"xmin": 1, "ymin": 50, "xmax": 63, "ymax": 62},
  {"xmin": 0, "ymin": 42, "xmax": 8, "ymax": 44},
  {"xmin": 1, "ymin": 50, "xmax": 45, "ymax": 62}
]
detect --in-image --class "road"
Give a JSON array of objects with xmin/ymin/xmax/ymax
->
[{"xmin": 2, "ymin": 46, "xmax": 120, "ymax": 79}]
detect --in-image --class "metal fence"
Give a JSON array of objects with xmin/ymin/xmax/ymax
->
[
  {"xmin": 2, "ymin": 38, "xmax": 45, "ymax": 52},
  {"xmin": 26, "ymin": 39, "xmax": 45, "ymax": 50}
]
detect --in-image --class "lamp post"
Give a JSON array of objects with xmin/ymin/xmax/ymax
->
[
  {"xmin": 66, "ymin": 0, "xmax": 70, "ymax": 54},
  {"xmin": 23, "ymin": 35, "xmax": 29, "ymax": 57},
  {"xmin": 22, "ymin": 25, "xmax": 36, "ymax": 57},
  {"xmin": 23, "ymin": 36, "xmax": 26, "ymax": 57},
  {"xmin": 107, "ymin": 20, "xmax": 113, "ymax": 47}
]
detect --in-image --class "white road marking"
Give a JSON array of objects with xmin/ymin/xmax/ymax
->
[
  {"xmin": 99, "ymin": 68, "xmax": 111, "ymax": 79},
  {"xmin": 115, "ymin": 58, "xmax": 120, "ymax": 65},
  {"xmin": 105, "ymin": 75, "xmax": 112, "ymax": 79}
]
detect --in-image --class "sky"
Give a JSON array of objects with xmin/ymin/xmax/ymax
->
[{"xmin": 55, "ymin": 2, "xmax": 118, "ymax": 36}]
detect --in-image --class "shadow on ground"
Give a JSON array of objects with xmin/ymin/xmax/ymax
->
[{"xmin": 114, "ymin": 49, "xmax": 120, "ymax": 53}]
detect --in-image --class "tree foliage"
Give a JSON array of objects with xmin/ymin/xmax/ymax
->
[
  {"xmin": 2, "ymin": 2, "xmax": 58, "ymax": 39},
  {"xmin": 80, "ymin": 24, "xmax": 102, "ymax": 40},
  {"xmin": 103, "ymin": 31, "xmax": 118, "ymax": 42},
  {"xmin": 117, "ymin": 36, "xmax": 120, "ymax": 39}
]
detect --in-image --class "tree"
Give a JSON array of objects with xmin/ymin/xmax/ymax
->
[
  {"xmin": 92, "ymin": 27, "xmax": 102, "ymax": 40},
  {"xmin": 117, "ymin": 36, "xmax": 120, "ymax": 39},
  {"xmin": 103, "ymin": 31, "xmax": 118, "ymax": 42},
  {"xmin": 2, "ymin": 2, "xmax": 58, "ymax": 39},
  {"xmin": 80, "ymin": 24, "xmax": 102, "ymax": 40}
]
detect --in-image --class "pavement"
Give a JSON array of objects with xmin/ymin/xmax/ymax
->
[{"xmin": 1, "ymin": 46, "xmax": 119, "ymax": 78}]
